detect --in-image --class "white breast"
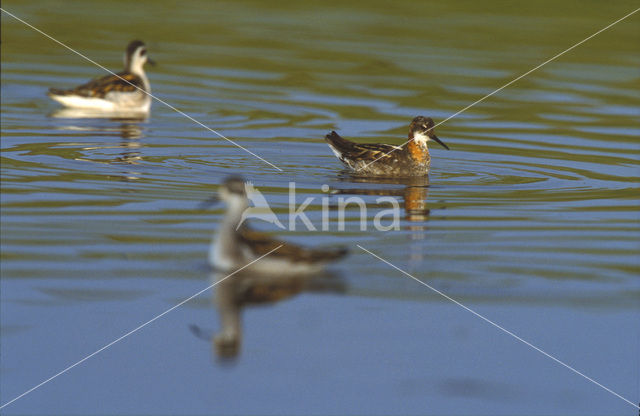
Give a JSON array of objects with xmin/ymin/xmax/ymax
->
[{"xmin": 413, "ymin": 131, "xmax": 429, "ymax": 145}]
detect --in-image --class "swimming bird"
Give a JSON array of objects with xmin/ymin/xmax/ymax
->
[
  {"xmin": 325, "ymin": 116, "xmax": 449, "ymax": 176},
  {"xmin": 208, "ymin": 176, "xmax": 348, "ymax": 275},
  {"xmin": 48, "ymin": 40, "xmax": 154, "ymax": 112}
]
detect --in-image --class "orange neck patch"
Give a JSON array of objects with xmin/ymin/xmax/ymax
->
[{"xmin": 407, "ymin": 140, "xmax": 429, "ymax": 164}]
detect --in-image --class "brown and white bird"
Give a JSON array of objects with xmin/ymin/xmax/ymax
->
[
  {"xmin": 325, "ymin": 116, "xmax": 449, "ymax": 176},
  {"xmin": 208, "ymin": 176, "xmax": 348, "ymax": 275},
  {"xmin": 48, "ymin": 40, "xmax": 154, "ymax": 112}
]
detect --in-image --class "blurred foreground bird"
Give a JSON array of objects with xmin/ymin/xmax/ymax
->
[{"xmin": 207, "ymin": 176, "xmax": 348, "ymax": 275}]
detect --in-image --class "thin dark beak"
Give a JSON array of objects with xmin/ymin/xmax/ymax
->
[
  {"xmin": 430, "ymin": 134, "xmax": 449, "ymax": 150},
  {"xmin": 147, "ymin": 57, "xmax": 157, "ymax": 66},
  {"xmin": 198, "ymin": 194, "xmax": 219, "ymax": 210}
]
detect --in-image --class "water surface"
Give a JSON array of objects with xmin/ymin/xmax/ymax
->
[{"xmin": 2, "ymin": 1, "xmax": 639, "ymax": 415}]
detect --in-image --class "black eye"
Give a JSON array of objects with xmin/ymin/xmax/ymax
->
[{"xmin": 140, "ymin": 49, "xmax": 147, "ymax": 56}]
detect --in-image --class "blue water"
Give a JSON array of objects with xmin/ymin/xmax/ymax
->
[{"xmin": 2, "ymin": 1, "xmax": 639, "ymax": 415}]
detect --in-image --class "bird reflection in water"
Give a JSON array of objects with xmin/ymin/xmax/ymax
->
[
  {"xmin": 200, "ymin": 176, "xmax": 349, "ymax": 360},
  {"xmin": 333, "ymin": 174, "xmax": 431, "ymax": 223},
  {"xmin": 50, "ymin": 109, "xmax": 147, "ymax": 180},
  {"xmin": 208, "ymin": 269, "xmax": 346, "ymax": 359},
  {"xmin": 332, "ymin": 174, "xmax": 434, "ymax": 269}
]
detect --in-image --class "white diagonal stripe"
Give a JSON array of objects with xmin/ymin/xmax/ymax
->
[
  {"xmin": 0, "ymin": 7, "xmax": 283, "ymax": 172},
  {"xmin": 357, "ymin": 245, "xmax": 639, "ymax": 410},
  {"xmin": 0, "ymin": 245, "xmax": 283, "ymax": 410},
  {"xmin": 357, "ymin": 7, "xmax": 640, "ymax": 171}
]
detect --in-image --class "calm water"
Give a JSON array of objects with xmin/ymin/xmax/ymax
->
[{"xmin": 1, "ymin": 1, "xmax": 639, "ymax": 415}]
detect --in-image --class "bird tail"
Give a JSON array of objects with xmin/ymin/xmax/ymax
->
[{"xmin": 324, "ymin": 131, "xmax": 350, "ymax": 149}]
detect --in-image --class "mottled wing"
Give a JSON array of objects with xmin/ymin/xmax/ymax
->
[
  {"xmin": 238, "ymin": 225, "xmax": 348, "ymax": 264},
  {"xmin": 50, "ymin": 72, "xmax": 144, "ymax": 98},
  {"xmin": 325, "ymin": 131, "xmax": 402, "ymax": 164}
]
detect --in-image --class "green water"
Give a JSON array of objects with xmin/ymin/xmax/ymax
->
[{"xmin": 1, "ymin": 1, "xmax": 639, "ymax": 415}]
